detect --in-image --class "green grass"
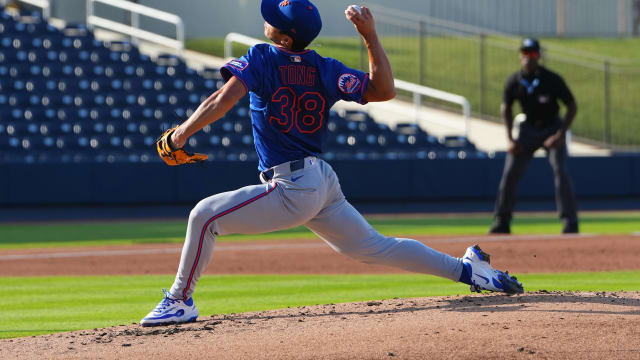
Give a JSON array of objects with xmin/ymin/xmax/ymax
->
[
  {"xmin": 1, "ymin": 212, "xmax": 639, "ymax": 249},
  {"xmin": 186, "ymin": 36, "xmax": 640, "ymax": 147},
  {"xmin": 539, "ymin": 37, "xmax": 640, "ymax": 59},
  {"xmin": 1, "ymin": 271, "xmax": 638, "ymax": 339}
]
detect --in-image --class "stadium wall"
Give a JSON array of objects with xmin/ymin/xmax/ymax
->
[
  {"xmin": 1, "ymin": 156, "xmax": 638, "ymax": 206},
  {"xmin": 49, "ymin": 0, "xmax": 634, "ymax": 39}
]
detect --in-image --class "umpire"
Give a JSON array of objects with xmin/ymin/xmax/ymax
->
[{"xmin": 489, "ymin": 38, "xmax": 579, "ymax": 234}]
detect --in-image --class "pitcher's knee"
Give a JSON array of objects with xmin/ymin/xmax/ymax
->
[{"xmin": 188, "ymin": 201, "xmax": 217, "ymax": 233}]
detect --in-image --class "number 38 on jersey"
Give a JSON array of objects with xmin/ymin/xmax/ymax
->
[{"xmin": 270, "ymin": 87, "xmax": 326, "ymax": 134}]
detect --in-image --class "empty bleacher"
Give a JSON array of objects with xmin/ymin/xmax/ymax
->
[{"xmin": 0, "ymin": 8, "xmax": 485, "ymax": 165}]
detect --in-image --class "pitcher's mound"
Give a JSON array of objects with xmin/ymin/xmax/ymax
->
[{"xmin": 3, "ymin": 291, "xmax": 640, "ymax": 359}]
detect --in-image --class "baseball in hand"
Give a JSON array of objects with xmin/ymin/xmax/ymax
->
[{"xmin": 350, "ymin": 5, "xmax": 362, "ymax": 14}]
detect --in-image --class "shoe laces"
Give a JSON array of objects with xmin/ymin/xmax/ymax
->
[{"xmin": 156, "ymin": 289, "xmax": 179, "ymax": 310}]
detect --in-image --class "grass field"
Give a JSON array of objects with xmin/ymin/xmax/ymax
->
[
  {"xmin": 1, "ymin": 212, "xmax": 638, "ymax": 249},
  {"xmin": 2, "ymin": 271, "xmax": 639, "ymax": 339},
  {"xmin": 186, "ymin": 36, "xmax": 640, "ymax": 147},
  {"xmin": 1, "ymin": 212, "xmax": 639, "ymax": 339}
]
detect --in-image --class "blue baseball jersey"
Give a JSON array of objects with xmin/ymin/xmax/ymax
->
[{"xmin": 220, "ymin": 43, "xmax": 369, "ymax": 171}]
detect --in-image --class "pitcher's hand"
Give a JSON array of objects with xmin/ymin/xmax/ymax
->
[{"xmin": 345, "ymin": 5, "xmax": 376, "ymax": 38}]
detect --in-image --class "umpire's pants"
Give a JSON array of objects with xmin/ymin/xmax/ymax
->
[{"xmin": 493, "ymin": 119, "xmax": 578, "ymax": 225}]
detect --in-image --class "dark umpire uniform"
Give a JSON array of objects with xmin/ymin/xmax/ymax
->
[{"xmin": 489, "ymin": 38, "xmax": 579, "ymax": 234}]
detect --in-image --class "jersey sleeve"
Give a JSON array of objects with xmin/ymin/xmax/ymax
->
[
  {"xmin": 554, "ymin": 74, "xmax": 575, "ymax": 105},
  {"xmin": 220, "ymin": 46, "xmax": 264, "ymax": 94},
  {"xmin": 321, "ymin": 58, "xmax": 369, "ymax": 104},
  {"xmin": 502, "ymin": 74, "xmax": 518, "ymax": 105}
]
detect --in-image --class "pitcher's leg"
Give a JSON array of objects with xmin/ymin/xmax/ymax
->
[
  {"xmin": 305, "ymin": 200, "xmax": 464, "ymax": 281},
  {"xmin": 170, "ymin": 181, "xmax": 309, "ymax": 300},
  {"xmin": 549, "ymin": 145, "xmax": 578, "ymax": 230}
]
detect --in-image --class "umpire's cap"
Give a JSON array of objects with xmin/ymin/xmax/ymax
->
[
  {"xmin": 520, "ymin": 38, "xmax": 541, "ymax": 53},
  {"xmin": 261, "ymin": 0, "xmax": 322, "ymax": 45}
]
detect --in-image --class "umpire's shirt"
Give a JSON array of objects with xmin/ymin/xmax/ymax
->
[{"xmin": 504, "ymin": 66, "xmax": 575, "ymax": 129}]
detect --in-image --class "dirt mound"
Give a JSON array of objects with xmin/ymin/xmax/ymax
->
[{"xmin": 3, "ymin": 291, "xmax": 640, "ymax": 359}]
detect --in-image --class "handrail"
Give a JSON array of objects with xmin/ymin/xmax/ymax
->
[
  {"xmin": 223, "ymin": 33, "xmax": 472, "ymax": 138},
  {"xmin": 3, "ymin": 0, "xmax": 50, "ymax": 19},
  {"xmin": 86, "ymin": 0, "xmax": 184, "ymax": 52},
  {"xmin": 395, "ymin": 79, "xmax": 471, "ymax": 138},
  {"xmin": 224, "ymin": 32, "xmax": 264, "ymax": 59}
]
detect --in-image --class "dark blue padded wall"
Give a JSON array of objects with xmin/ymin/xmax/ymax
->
[{"xmin": 1, "ymin": 156, "xmax": 639, "ymax": 206}]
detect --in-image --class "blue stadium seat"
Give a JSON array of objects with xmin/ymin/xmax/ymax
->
[
  {"xmin": 439, "ymin": 135, "xmax": 477, "ymax": 151},
  {"xmin": 62, "ymin": 63, "xmax": 91, "ymax": 77},
  {"xmin": 27, "ymin": 48, "xmax": 57, "ymax": 63},
  {"xmin": 134, "ymin": 92, "xmax": 156, "ymax": 107},
  {"xmin": 124, "ymin": 121, "xmax": 138, "ymax": 134},
  {"xmin": 139, "ymin": 120, "xmax": 165, "ymax": 136},
  {"xmin": 39, "ymin": 63, "xmax": 64, "ymax": 77},
  {"xmin": 8, "ymin": 93, "xmax": 30, "ymax": 107},
  {"xmin": 88, "ymin": 107, "xmax": 110, "ymax": 121},
  {"xmin": 4, "ymin": 122, "xmax": 26, "ymax": 136},
  {"xmin": 57, "ymin": 49, "xmax": 85, "ymax": 63},
  {"xmin": 87, "ymin": 46, "xmax": 112, "ymax": 62},
  {"xmin": 62, "ymin": 24, "xmax": 94, "ymax": 38},
  {"xmin": 38, "ymin": 33, "xmax": 65, "ymax": 49},
  {"xmin": 7, "ymin": 63, "xmax": 30, "ymax": 77},
  {"xmin": 121, "ymin": 78, "xmax": 143, "ymax": 92},
  {"xmin": 121, "ymin": 134, "xmax": 147, "ymax": 150},
  {"xmin": 90, "ymin": 122, "xmax": 106, "ymax": 134},
  {"xmin": 61, "ymin": 36, "xmax": 99, "ymax": 50},
  {"xmin": 132, "ymin": 63, "xmax": 158, "ymax": 78},
  {"xmin": 102, "ymin": 121, "xmax": 124, "ymax": 135},
  {"xmin": 55, "ymin": 107, "xmax": 75, "ymax": 121},
  {"xmin": 40, "ymin": 93, "xmax": 63, "ymax": 107},
  {"xmin": 0, "ymin": 136, "xmax": 20, "ymax": 151},
  {"xmin": 20, "ymin": 107, "xmax": 44, "ymax": 122},
  {"xmin": 0, "ymin": 48, "xmax": 17, "ymax": 62},
  {"xmin": 38, "ymin": 135, "xmax": 57, "ymax": 151}
]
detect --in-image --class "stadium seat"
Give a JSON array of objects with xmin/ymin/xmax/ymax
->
[
  {"xmin": 1, "ymin": 11, "xmax": 474, "ymax": 163},
  {"xmin": 40, "ymin": 93, "xmax": 64, "ymax": 107},
  {"xmin": 8, "ymin": 93, "xmax": 29, "ymax": 106},
  {"xmin": 439, "ymin": 135, "xmax": 477, "ymax": 151},
  {"xmin": 121, "ymin": 78, "xmax": 143, "ymax": 92},
  {"xmin": 22, "ymin": 107, "xmax": 48, "ymax": 121}
]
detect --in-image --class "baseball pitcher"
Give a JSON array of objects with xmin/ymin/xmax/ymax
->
[{"xmin": 142, "ymin": 0, "xmax": 523, "ymax": 326}]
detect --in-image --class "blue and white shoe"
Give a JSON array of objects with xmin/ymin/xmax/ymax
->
[
  {"xmin": 140, "ymin": 289, "xmax": 199, "ymax": 327},
  {"xmin": 462, "ymin": 245, "xmax": 524, "ymax": 295}
]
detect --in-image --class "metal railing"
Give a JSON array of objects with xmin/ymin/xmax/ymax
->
[
  {"xmin": 1, "ymin": 0, "xmax": 50, "ymax": 18},
  {"xmin": 395, "ymin": 79, "xmax": 471, "ymax": 138},
  {"xmin": 86, "ymin": 0, "xmax": 184, "ymax": 52},
  {"xmin": 224, "ymin": 33, "xmax": 473, "ymax": 137},
  {"xmin": 224, "ymin": 32, "xmax": 262, "ymax": 60},
  {"xmin": 366, "ymin": 3, "xmax": 640, "ymax": 150}
]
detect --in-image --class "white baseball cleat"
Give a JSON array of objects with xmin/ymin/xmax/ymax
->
[
  {"xmin": 462, "ymin": 245, "xmax": 524, "ymax": 295},
  {"xmin": 140, "ymin": 289, "xmax": 199, "ymax": 327}
]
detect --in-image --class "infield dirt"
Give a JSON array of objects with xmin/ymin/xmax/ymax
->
[{"xmin": 1, "ymin": 234, "xmax": 640, "ymax": 359}]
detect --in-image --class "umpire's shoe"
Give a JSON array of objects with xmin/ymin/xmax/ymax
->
[
  {"xmin": 462, "ymin": 245, "xmax": 524, "ymax": 295},
  {"xmin": 562, "ymin": 221, "xmax": 579, "ymax": 234},
  {"xmin": 488, "ymin": 221, "xmax": 510, "ymax": 234},
  {"xmin": 140, "ymin": 289, "xmax": 199, "ymax": 327}
]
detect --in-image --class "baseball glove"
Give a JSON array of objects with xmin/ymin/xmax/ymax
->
[{"xmin": 156, "ymin": 127, "xmax": 208, "ymax": 166}]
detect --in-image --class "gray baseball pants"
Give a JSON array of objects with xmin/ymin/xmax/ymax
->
[
  {"xmin": 493, "ymin": 120, "xmax": 578, "ymax": 225},
  {"xmin": 169, "ymin": 157, "xmax": 464, "ymax": 300}
]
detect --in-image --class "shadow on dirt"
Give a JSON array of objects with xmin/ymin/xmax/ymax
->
[{"xmin": 68, "ymin": 291, "xmax": 640, "ymax": 342}]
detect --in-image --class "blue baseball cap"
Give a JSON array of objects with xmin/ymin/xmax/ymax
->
[{"xmin": 261, "ymin": 0, "xmax": 322, "ymax": 45}]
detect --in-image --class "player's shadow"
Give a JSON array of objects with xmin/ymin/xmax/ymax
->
[
  {"xmin": 199, "ymin": 291, "xmax": 640, "ymax": 326},
  {"xmin": 437, "ymin": 291, "xmax": 640, "ymax": 316}
]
